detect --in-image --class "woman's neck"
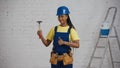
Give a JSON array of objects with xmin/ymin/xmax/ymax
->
[{"xmin": 60, "ymin": 23, "xmax": 68, "ymax": 27}]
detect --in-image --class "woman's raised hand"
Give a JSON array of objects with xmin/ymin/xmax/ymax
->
[{"xmin": 37, "ymin": 30, "xmax": 43, "ymax": 39}]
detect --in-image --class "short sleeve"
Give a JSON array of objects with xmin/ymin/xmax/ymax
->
[
  {"xmin": 46, "ymin": 27, "xmax": 54, "ymax": 41},
  {"xmin": 70, "ymin": 28, "xmax": 80, "ymax": 41}
]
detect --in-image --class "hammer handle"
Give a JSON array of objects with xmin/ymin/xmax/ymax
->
[{"xmin": 38, "ymin": 24, "xmax": 41, "ymax": 30}]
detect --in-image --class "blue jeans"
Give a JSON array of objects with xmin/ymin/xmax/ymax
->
[{"xmin": 51, "ymin": 61, "xmax": 73, "ymax": 68}]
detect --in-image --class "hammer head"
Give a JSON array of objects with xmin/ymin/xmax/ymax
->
[{"xmin": 37, "ymin": 21, "xmax": 42, "ymax": 24}]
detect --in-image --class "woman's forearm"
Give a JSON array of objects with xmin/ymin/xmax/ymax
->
[
  {"xmin": 37, "ymin": 30, "xmax": 51, "ymax": 47},
  {"xmin": 64, "ymin": 40, "xmax": 80, "ymax": 48},
  {"xmin": 40, "ymin": 37, "xmax": 51, "ymax": 47}
]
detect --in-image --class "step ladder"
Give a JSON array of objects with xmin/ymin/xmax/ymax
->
[{"xmin": 87, "ymin": 7, "xmax": 118, "ymax": 68}]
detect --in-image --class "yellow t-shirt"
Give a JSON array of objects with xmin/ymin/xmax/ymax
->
[{"xmin": 46, "ymin": 25, "xmax": 80, "ymax": 41}]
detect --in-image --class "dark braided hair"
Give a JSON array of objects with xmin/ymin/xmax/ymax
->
[{"xmin": 67, "ymin": 15, "xmax": 75, "ymax": 29}]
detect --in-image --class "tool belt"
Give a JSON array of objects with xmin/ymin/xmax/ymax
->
[{"xmin": 50, "ymin": 51, "xmax": 73, "ymax": 65}]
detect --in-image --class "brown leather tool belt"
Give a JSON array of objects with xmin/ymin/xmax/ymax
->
[{"xmin": 50, "ymin": 51, "xmax": 73, "ymax": 65}]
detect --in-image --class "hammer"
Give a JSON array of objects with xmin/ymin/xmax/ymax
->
[{"xmin": 37, "ymin": 21, "xmax": 42, "ymax": 30}]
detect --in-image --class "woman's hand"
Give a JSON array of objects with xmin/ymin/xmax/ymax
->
[
  {"xmin": 58, "ymin": 37, "xmax": 79, "ymax": 48},
  {"xmin": 58, "ymin": 37, "xmax": 65, "ymax": 45},
  {"xmin": 37, "ymin": 30, "xmax": 43, "ymax": 39},
  {"xmin": 37, "ymin": 30, "xmax": 52, "ymax": 47}
]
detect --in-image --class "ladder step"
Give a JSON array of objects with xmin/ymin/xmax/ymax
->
[
  {"xmin": 93, "ymin": 57, "xmax": 103, "ymax": 59},
  {"xmin": 109, "ymin": 36, "xmax": 117, "ymax": 38},
  {"xmin": 96, "ymin": 46, "xmax": 105, "ymax": 48},
  {"xmin": 99, "ymin": 37, "xmax": 108, "ymax": 38},
  {"xmin": 113, "ymin": 61, "xmax": 120, "ymax": 63}
]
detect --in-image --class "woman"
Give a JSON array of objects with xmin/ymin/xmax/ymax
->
[{"xmin": 37, "ymin": 6, "xmax": 80, "ymax": 68}]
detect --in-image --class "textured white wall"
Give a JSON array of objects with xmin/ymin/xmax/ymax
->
[{"xmin": 0, "ymin": 0, "xmax": 120, "ymax": 68}]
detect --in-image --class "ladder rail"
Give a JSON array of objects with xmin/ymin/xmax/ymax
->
[
  {"xmin": 87, "ymin": 37, "xmax": 100, "ymax": 68},
  {"xmin": 104, "ymin": 7, "xmax": 117, "ymax": 30},
  {"xmin": 114, "ymin": 26, "xmax": 120, "ymax": 50},
  {"xmin": 108, "ymin": 36, "xmax": 114, "ymax": 68},
  {"xmin": 107, "ymin": 26, "xmax": 120, "ymax": 68}
]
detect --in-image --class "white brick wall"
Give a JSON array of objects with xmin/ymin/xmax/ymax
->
[{"xmin": 0, "ymin": 0, "xmax": 120, "ymax": 68}]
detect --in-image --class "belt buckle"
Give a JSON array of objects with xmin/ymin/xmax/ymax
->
[{"xmin": 57, "ymin": 55, "xmax": 64, "ymax": 61}]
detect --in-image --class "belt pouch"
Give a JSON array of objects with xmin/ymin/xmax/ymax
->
[
  {"xmin": 63, "ymin": 52, "xmax": 73, "ymax": 65},
  {"xmin": 50, "ymin": 53, "xmax": 58, "ymax": 65}
]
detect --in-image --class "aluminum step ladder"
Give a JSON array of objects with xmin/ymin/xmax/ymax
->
[{"xmin": 87, "ymin": 7, "xmax": 117, "ymax": 68}]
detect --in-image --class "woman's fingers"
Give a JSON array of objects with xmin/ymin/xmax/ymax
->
[
  {"xmin": 37, "ymin": 30, "xmax": 43, "ymax": 39},
  {"xmin": 58, "ymin": 37, "xmax": 64, "ymax": 45}
]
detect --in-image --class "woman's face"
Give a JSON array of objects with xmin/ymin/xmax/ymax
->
[{"xmin": 58, "ymin": 15, "xmax": 68, "ymax": 26}]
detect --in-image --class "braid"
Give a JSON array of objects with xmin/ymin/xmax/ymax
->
[{"xmin": 67, "ymin": 15, "xmax": 75, "ymax": 29}]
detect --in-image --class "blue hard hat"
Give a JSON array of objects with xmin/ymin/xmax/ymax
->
[{"xmin": 56, "ymin": 6, "xmax": 70, "ymax": 16}]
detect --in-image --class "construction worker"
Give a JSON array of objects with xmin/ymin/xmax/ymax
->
[{"xmin": 37, "ymin": 6, "xmax": 80, "ymax": 68}]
